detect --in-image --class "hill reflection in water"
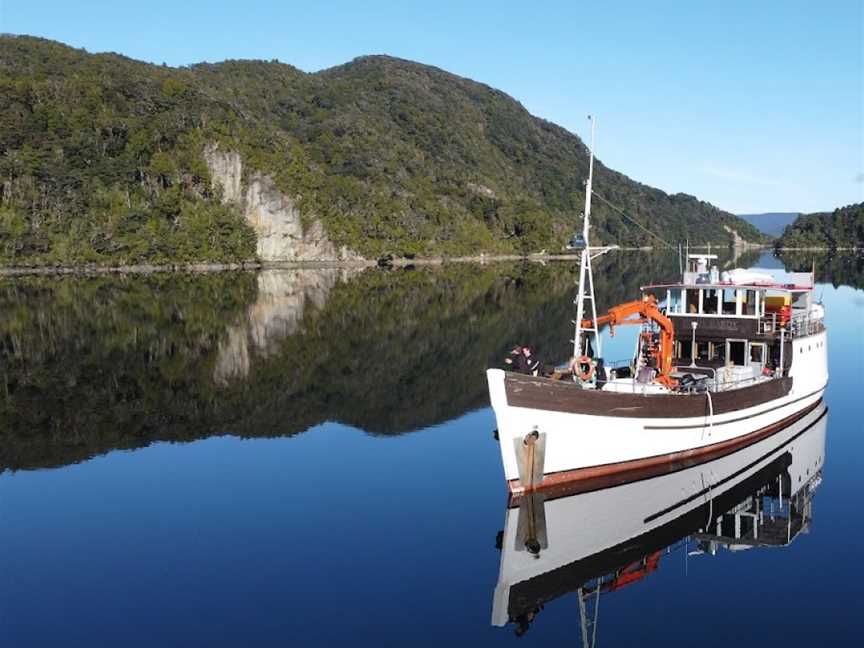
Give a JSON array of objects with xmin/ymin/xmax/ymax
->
[{"xmin": 1, "ymin": 249, "xmax": 855, "ymax": 473}]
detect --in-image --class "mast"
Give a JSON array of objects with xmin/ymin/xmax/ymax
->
[{"xmin": 573, "ymin": 115, "xmax": 602, "ymax": 359}]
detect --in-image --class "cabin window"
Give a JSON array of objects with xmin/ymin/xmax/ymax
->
[
  {"xmin": 792, "ymin": 292, "xmax": 808, "ymax": 310},
  {"xmin": 668, "ymin": 289, "xmax": 683, "ymax": 314},
  {"xmin": 743, "ymin": 290, "xmax": 757, "ymax": 316},
  {"xmin": 703, "ymin": 289, "xmax": 720, "ymax": 315},
  {"xmin": 686, "ymin": 289, "xmax": 700, "ymax": 314},
  {"xmin": 726, "ymin": 339, "xmax": 746, "ymax": 366},
  {"xmin": 707, "ymin": 341, "xmax": 721, "ymax": 361},
  {"xmin": 722, "ymin": 289, "xmax": 737, "ymax": 315},
  {"xmin": 749, "ymin": 342, "xmax": 766, "ymax": 368},
  {"xmin": 678, "ymin": 340, "xmax": 712, "ymax": 363}
]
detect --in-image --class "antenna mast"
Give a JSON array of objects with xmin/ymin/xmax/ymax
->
[{"xmin": 573, "ymin": 116, "xmax": 602, "ymax": 360}]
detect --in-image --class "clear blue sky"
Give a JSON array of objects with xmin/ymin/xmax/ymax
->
[{"xmin": 2, "ymin": 0, "xmax": 861, "ymax": 214}]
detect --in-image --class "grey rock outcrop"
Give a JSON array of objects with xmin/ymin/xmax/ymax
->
[
  {"xmin": 204, "ymin": 144, "xmax": 359, "ymax": 262},
  {"xmin": 203, "ymin": 144, "xmax": 243, "ymax": 204}
]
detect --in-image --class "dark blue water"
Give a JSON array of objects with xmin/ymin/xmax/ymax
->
[{"xmin": 0, "ymin": 251, "xmax": 860, "ymax": 646}]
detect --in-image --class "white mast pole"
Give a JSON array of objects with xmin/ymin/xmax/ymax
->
[
  {"xmin": 584, "ymin": 116, "xmax": 595, "ymax": 243},
  {"xmin": 573, "ymin": 115, "xmax": 602, "ymax": 360}
]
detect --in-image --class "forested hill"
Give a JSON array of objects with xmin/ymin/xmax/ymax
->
[
  {"xmin": 776, "ymin": 203, "xmax": 863, "ymax": 249},
  {"xmin": 0, "ymin": 35, "xmax": 765, "ymax": 265}
]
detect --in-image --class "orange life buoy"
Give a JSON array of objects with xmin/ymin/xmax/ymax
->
[{"xmin": 570, "ymin": 355, "xmax": 594, "ymax": 381}]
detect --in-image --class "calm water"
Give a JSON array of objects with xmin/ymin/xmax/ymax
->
[{"xmin": 0, "ymin": 251, "xmax": 861, "ymax": 646}]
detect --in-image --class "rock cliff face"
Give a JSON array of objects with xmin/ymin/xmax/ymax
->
[
  {"xmin": 204, "ymin": 144, "xmax": 358, "ymax": 262},
  {"xmin": 723, "ymin": 224, "xmax": 762, "ymax": 249},
  {"xmin": 203, "ymin": 145, "xmax": 243, "ymax": 203}
]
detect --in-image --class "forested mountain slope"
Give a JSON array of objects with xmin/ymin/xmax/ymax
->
[
  {"xmin": 0, "ymin": 36, "xmax": 765, "ymax": 265},
  {"xmin": 775, "ymin": 203, "xmax": 863, "ymax": 249}
]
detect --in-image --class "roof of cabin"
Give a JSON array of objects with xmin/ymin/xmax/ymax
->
[{"xmin": 641, "ymin": 282, "xmax": 813, "ymax": 292}]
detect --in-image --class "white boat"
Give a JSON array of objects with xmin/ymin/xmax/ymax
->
[
  {"xmin": 486, "ymin": 117, "xmax": 828, "ymax": 496},
  {"xmin": 492, "ymin": 401, "xmax": 827, "ymax": 639}
]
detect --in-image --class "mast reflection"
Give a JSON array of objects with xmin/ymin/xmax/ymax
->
[{"xmin": 491, "ymin": 402, "xmax": 827, "ymax": 642}]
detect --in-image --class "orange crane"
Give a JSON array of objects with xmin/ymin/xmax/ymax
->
[
  {"xmin": 580, "ymin": 294, "xmax": 677, "ymax": 386},
  {"xmin": 603, "ymin": 551, "xmax": 663, "ymax": 593}
]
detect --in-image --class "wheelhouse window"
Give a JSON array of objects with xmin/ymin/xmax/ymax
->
[
  {"xmin": 703, "ymin": 289, "xmax": 720, "ymax": 315},
  {"xmin": 667, "ymin": 289, "xmax": 683, "ymax": 314},
  {"xmin": 742, "ymin": 290, "xmax": 757, "ymax": 316},
  {"xmin": 792, "ymin": 291, "xmax": 809, "ymax": 311},
  {"xmin": 722, "ymin": 289, "xmax": 738, "ymax": 315},
  {"xmin": 685, "ymin": 289, "xmax": 700, "ymax": 314}
]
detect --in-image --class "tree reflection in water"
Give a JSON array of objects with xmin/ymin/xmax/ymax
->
[{"xmin": 2, "ymin": 250, "xmax": 854, "ymax": 473}]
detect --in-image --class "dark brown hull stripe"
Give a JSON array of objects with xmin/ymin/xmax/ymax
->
[
  {"xmin": 504, "ymin": 372, "xmax": 793, "ymax": 419},
  {"xmin": 508, "ymin": 399, "xmax": 822, "ymax": 506},
  {"xmin": 642, "ymin": 386, "xmax": 825, "ymax": 430},
  {"xmin": 643, "ymin": 405, "xmax": 827, "ymax": 523}
]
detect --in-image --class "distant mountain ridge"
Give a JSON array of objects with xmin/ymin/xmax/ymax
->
[
  {"xmin": 738, "ymin": 212, "xmax": 799, "ymax": 237},
  {"xmin": 0, "ymin": 35, "xmax": 766, "ymax": 266}
]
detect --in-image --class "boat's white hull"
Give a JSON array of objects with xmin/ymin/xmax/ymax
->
[{"xmin": 488, "ymin": 330, "xmax": 827, "ymax": 491}]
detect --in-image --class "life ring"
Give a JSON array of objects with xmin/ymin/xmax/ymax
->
[{"xmin": 570, "ymin": 355, "xmax": 594, "ymax": 381}]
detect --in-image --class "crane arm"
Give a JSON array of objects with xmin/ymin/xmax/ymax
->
[
  {"xmin": 580, "ymin": 298, "xmax": 651, "ymax": 333},
  {"xmin": 580, "ymin": 294, "xmax": 677, "ymax": 385}
]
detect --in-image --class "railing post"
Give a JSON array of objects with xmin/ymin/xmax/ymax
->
[{"xmin": 779, "ymin": 328, "xmax": 786, "ymax": 376}]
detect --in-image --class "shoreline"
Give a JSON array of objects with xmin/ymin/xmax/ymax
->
[
  {"xmin": 1, "ymin": 246, "xmax": 855, "ymax": 277},
  {"xmin": 772, "ymin": 246, "xmax": 861, "ymax": 251},
  {"xmin": 0, "ymin": 248, "xmax": 649, "ymax": 276}
]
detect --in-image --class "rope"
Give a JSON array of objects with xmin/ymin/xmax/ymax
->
[
  {"xmin": 590, "ymin": 191, "xmax": 678, "ymax": 252},
  {"xmin": 704, "ymin": 390, "xmax": 714, "ymax": 440},
  {"xmin": 701, "ymin": 391, "xmax": 716, "ymax": 530}
]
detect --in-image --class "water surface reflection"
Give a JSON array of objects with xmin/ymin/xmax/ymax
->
[
  {"xmin": 0, "ymin": 252, "xmax": 688, "ymax": 470},
  {"xmin": 0, "ymin": 251, "xmax": 859, "ymax": 646}
]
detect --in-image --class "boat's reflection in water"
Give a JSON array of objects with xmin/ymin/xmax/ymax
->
[{"xmin": 491, "ymin": 402, "xmax": 828, "ymax": 641}]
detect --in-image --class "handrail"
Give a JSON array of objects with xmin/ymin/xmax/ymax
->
[
  {"xmin": 789, "ymin": 313, "xmax": 824, "ymax": 337},
  {"xmin": 758, "ymin": 311, "xmax": 824, "ymax": 338},
  {"xmin": 584, "ymin": 356, "xmax": 786, "ymax": 395}
]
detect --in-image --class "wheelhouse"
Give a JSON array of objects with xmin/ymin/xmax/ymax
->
[{"xmin": 640, "ymin": 254, "xmax": 822, "ymax": 388}]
